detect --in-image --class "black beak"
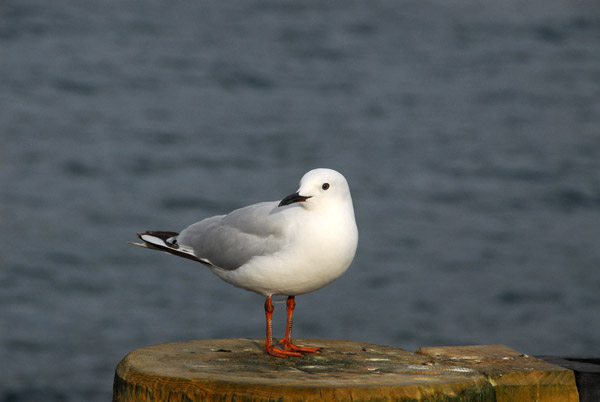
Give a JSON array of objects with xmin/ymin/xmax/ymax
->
[{"xmin": 278, "ymin": 192, "xmax": 311, "ymax": 207}]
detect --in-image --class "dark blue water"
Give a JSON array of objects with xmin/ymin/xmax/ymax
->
[{"xmin": 2, "ymin": 1, "xmax": 600, "ymax": 401}]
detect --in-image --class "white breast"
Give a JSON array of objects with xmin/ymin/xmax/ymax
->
[{"xmin": 212, "ymin": 205, "xmax": 358, "ymax": 296}]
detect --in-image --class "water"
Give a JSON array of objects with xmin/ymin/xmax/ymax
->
[{"xmin": 1, "ymin": 1, "xmax": 600, "ymax": 401}]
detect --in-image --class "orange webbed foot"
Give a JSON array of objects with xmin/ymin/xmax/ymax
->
[
  {"xmin": 279, "ymin": 339, "xmax": 322, "ymax": 354},
  {"xmin": 265, "ymin": 344, "xmax": 304, "ymax": 358}
]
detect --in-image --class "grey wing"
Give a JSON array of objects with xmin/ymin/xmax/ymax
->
[{"xmin": 176, "ymin": 202, "xmax": 289, "ymax": 270}]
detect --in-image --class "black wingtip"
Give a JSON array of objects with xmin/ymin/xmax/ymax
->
[
  {"xmin": 137, "ymin": 230, "xmax": 179, "ymax": 240},
  {"xmin": 133, "ymin": 230, "xmax": 214, "ymax": 266}
]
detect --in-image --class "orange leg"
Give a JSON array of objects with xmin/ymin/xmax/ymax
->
[
  {"xmin": 279, "ymin": 296, "xmax": 322, "ymax": 354},
  {"xmin": 263, "ymin": 296, "xmax": 303, "ymax": 358}
]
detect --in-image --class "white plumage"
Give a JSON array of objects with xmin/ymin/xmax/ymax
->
[{"xmin": 132, "ymin": 168, "xmax": 358, "ymax": 357}]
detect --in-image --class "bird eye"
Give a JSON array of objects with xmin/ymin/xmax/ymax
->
[{"xmin": 322, "ymin": 183, "xmax": 330, "ymax": 190}]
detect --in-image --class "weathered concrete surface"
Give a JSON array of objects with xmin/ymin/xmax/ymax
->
[
  {"xmin": 113, "ymin": 339, "xmax": 577, "ymax": 402},
  {"xmin": 417, "ymin": 344, "xmax": 579, "ymax": 402}
]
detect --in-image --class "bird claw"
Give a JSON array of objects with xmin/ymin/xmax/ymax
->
[
  {"xmin": 265, "ymin": 345, "xmax": 304, "ymax": 358},
  {"xmin": 279, "ymin": 340, "xmax": 322, "ymax": 354}
]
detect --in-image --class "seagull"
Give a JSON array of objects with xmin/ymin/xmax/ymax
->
[{"xmin": 131, "ymin": 168, "xmax": 358, "ymax": 358}]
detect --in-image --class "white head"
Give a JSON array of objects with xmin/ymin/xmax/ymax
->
[{"xmin": 279, "ymin": 168, "xmax": 353, "ymax": 210}]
